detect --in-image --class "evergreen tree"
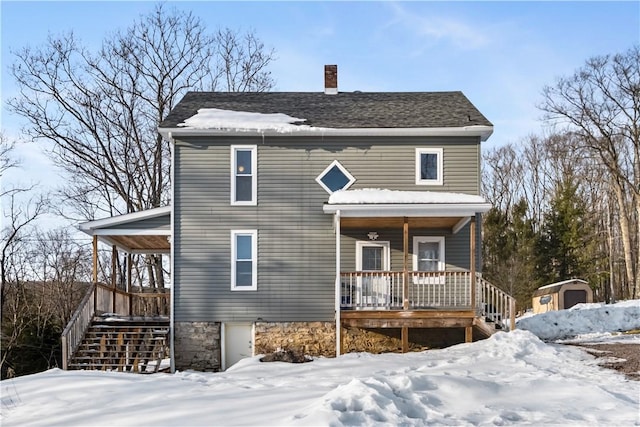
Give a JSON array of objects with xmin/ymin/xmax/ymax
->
[
  {"xmin": 537, "ymin": 179, "xmax": 593, "ymax": 284},
  {"xmin": 483, "ymin": 198, "xmax": 538, "ymax": 310}
]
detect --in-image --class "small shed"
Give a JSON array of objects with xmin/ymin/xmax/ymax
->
[{"xmin": 532, "ymin": 279, "xmax": 593, "ymax": 314}]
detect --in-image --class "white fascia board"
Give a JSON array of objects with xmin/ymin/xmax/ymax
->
[
  {"xmin": 323, "ymin": 203, "xmax": 492, "ymax": 217},
  {"xmin": 159, "ymin": 125, "xmax": 494, "ymax": 141},
  {"xmin": 78, "ymin": 206, "xmax": 171, "ymax": 234},
  {"xmin": 92, "ymin": 229, "xmax": 171, "ymax": 236}
]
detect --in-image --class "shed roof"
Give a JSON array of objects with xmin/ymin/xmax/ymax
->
[
  {"xmin": 532, "ymin": 279, "xmax": 589, "ymax": 297},
  {"xmin": 159, "ymin": 91, "xmax": 493, "ymax": 129}
]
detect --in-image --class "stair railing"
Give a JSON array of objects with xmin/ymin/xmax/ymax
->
[
  {"xmin": 476, "ymin": 275, "xmax": 516, "ymax": 331},
  {"xmin": 61, "ymin": 282, "xmax": 96, "ymax": 370}
]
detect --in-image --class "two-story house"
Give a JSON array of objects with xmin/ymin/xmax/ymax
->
[{"xmin": 71, "ymin": 66, "xmax": 515, "ymax": 373}]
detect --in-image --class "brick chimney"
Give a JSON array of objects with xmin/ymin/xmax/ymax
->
[{"xmin": 324, "ymin": 65, "xmax": 338, "ymax": 95}]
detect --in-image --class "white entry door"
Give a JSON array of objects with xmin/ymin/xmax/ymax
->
[
  {"xmin": 356, "ymin": 241, "xmax": 390, "ymax": 308},
  {"xmin": 223, "ymin": 323, "xmax": 253, "ymax": 370}
]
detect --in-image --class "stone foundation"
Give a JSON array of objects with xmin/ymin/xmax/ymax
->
[
  {"xmin": 174, "ymin": 321, "xmax": 221, "ymax": 371},
  {"xmin": 254, "ymin": 322, "xmax": 336, "ymax": 357}
]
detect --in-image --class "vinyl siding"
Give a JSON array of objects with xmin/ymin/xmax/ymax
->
[
  {"xmin": 174, "ymin": 135, "xmax": 481, "ymax": 322},
  {"xmin": 339, "ymin": 220, "xmax": 480, "ymax": 272}
]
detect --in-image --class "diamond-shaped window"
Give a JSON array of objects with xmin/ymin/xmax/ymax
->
[{"xmin": 315, "ymin": 160, "xmax": 356, "ymax": 194}]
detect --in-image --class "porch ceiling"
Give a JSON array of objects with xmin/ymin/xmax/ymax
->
[
  {"xmin": 98, "ymin": 235, "xmax": 170, "ymax": 253},
  {"xmin": 340, "ymin": 216, "xmax": 463, "ymax": 230}
]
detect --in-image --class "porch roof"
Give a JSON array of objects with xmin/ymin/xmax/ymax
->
[
  {"xmin": 323, "ymin": 189, "xmax": 492, "ymax": 219},
  {"xmin": 77, "ymin": 206, "xmax": 171, "ymax": 254}
]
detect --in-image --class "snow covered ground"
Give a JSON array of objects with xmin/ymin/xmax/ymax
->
[{"xmin": 2, "ymin": 301, "xmax": 639, "ymax": 426}]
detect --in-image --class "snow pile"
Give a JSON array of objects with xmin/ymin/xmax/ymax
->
[
  {"xmin": 2, "ymin": 328, "xmax": 639, "ymax": 426},
  {"xmin": 328, "ymin": 188, "xmax": 487, "ymax": 204},
  {"xmin": 178, "ymin": 108, "xmax": 319, "ymax": 132},
  {"xmin": 517, "ymin": 299, "xmax": 640, "ymax": 341}
]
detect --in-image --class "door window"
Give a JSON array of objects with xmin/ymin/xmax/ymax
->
[{"xmin": 362, "ymin": 246, "xmax": 383, "ymax": 271}]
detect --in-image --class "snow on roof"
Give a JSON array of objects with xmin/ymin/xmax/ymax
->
[
  {"xmin": 328, "ymin": 188, "xmax": 487, "ymax": 205},
  {"xmin": 537, "ymin": 279, "xmax": 588, "ymax": 290},
  {"xmin": 177, "ymin": 108, "xmax": 321, "ymax": 133}
]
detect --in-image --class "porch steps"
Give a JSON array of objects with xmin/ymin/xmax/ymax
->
[
  {"xmin": 473, "ymin": 317, "xmax": 502, "ymax": 340},
  {"xmin": 67, "ymin": 316, "xmax": 170, "ymax": 373}
]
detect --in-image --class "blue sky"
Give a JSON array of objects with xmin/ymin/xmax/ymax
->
[{"xmin": 1, "ymin": 1, "xmax": 639, "ymax": 216}]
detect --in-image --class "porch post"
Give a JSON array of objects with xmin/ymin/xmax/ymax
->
[
  {"xmin": 92, "ymin": 236, "xmax": 98, "ymax": 309},
  {"xmin": 335, "ymin": 210, "xmax": 342, "ymax": 356},
  {"xmin": 127, "ymin": 253, "xmax": 132, "ymax": 316},
  {"xmin": 465, "ymin": 326, "xmax": 473, "ymax": 343},
  {"xmin": 403, "ymin": 217, "xmax": 409, "ymax": 310},
  {"xmin": 470, "ymin": 216, "xmax": 477, "ymax": 312},
  {"xmin": 111, "ymin": 245, "xmax": 117, "ymax": 313},
  {"xmin": 401, "ymin": 326, "xmax": 409, "ymax": 353}
]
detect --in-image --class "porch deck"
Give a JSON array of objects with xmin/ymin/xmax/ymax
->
[{"xmin": 338, "ymin": 270, "xmax": 514, "ymax": 352}]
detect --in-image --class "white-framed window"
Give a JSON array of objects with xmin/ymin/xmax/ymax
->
[
  {"xmin": 315, "ymin": 160, "xmax": 356, "ymax": 194},
  {"xmin": 231, "ymin": 230, "xmax": 257, "ymax": 291},
  {"xmin": 231, "ymin": 145, "xmax": 257, "ymax": 205},
  {"xmin": 415, "ymin": 148, "xmax": 443, "ymax": 186},
  {"xmin": 413, "ymin": 236, "xmax": 445, "ymax": 272}
]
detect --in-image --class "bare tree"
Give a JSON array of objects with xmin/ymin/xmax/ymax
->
[
  {"xmin": 8, "ymin": 4, "xmax": 276, "ymax": 288},
  {"xmin": 482, "ymin": 131, "xmax": 615, "ymax": 305},
  {"xmin": 31, "ymin": 229, "xmax": 91, "ymax": 325},
  {"xmin": 0, "ymin": 133, "xmax": 19, "ymax": 195},
  {"xmin": 539, "ymin": 45, "xmax": 640, "ymax": 298},
  {"xmin": 0, "ymin": 134, "xmax": 49, "ymax": 312}
]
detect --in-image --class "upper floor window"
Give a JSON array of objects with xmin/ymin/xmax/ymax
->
[
  {"xmin": 415, "ymin": 148, "xmax": 443, "ymax": 186},
  {"xmin": 316, "ymin": 160, "xmax": 356, "ymax": 194},
  {"xmin": 231, "ymin": 145, "xmax": 257, "ymax": 205},
  {"xmin": 231, "ymin": 229, "xmax": 257, "ymax": 291}
]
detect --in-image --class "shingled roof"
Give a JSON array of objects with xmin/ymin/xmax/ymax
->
[{"xmin": 159, "ymin": 91, "xmax": 492, "ymax": 129}]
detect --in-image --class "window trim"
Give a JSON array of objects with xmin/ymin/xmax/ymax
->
[
  {"xmin": 355, "ymin": 240, "xmax": 391, "ymax": 271},
  {"xmin": 315, "ymin": 160, "xmax": 356, "ymax": 194},
  {"xmin": 412, "ymin": 236, "xmax": 445, "ymax": 272},
  {"xmin": 231, "ymin": 229, "xmax": 257, "ymax": 291},
  {"xmin": 231, "ymin": 145, "xmax": 257, "ymax": 206},
  {"xmin": 415, "ymin": 148, "xmax": 443, "ymax": 186}
]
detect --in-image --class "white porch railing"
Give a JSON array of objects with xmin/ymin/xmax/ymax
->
[
  {"xmin": 340, "ymin": 271, "xmax": 516, "ymax": 331},
  {"xmin": 341, "ymin": 271, "xmax": 404, "ymax": 310},
  {"xmin": 477, "ymin": 275, "xmax": 516, "ymax": 330},
  {"xmin": 408, "ymin": 271, "xmax": 472, "ymax": 308},
  {"xmin": 61, "ymin": 282, "xmax": 96, "ymax": 370}
]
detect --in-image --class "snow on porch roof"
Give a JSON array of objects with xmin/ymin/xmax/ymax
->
[{"xmin": 323, "ymin": 189, "xmax": 492, "ymax": 218}]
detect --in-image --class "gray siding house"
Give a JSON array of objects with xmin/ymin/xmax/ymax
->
[
  {"xmin": 71, "ymin": 66, "xmax": 515, "ymax": 373},
  {"xmin": 153, "ymin": 66, "xmax": 514, "ymax": 372}
]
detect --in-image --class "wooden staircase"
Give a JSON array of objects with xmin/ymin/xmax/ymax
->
[{"xmin": 67, "ymin": 315, "xmax": 170, "ymax": 373}]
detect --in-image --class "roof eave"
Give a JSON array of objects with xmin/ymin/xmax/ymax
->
[
  {"xmin": 77, "ymin": 206, "xmax": 171, "ymax": 235},
  {"xmin": 323, "ymin": 203, "xmax": 492, "ymax": 217},
  {"xmin": 158, "ymin": 125, "xmax": 494, "ymax": 141}
]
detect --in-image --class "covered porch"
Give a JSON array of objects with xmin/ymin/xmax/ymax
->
[
  {"xmin": 61, "ymin": 207, "xmax": 172, "ymax": 371},
  {"xmin": 324, "ymin": 189, "xmax": 516, "ymax": 353}
]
